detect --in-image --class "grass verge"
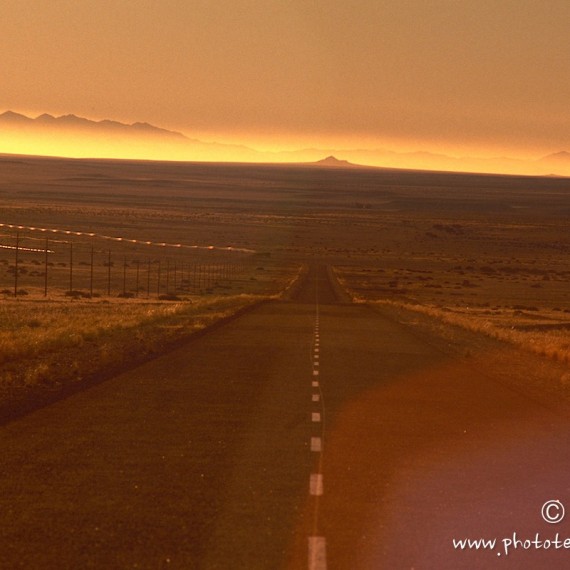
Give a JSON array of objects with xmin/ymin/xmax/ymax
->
[
  {"xmin": 333, "ymin": 267, "xmax": 570, "ymax": 367},
  {"xmin": 0, "ymin": 294, "xmax": 266, "ymax": 420}
]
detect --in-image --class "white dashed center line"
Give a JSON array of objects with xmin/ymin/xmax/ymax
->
[
  {"xmin": 310, "ymin": 473, "xmax": 323, "ymax": 496},
  {"xmin": 308, "ymin": 275, "xmax": 326, "ymax": 569},
  {"xmin": 308, "ymin": 536, "xmax": 327, "ymax": 570}
]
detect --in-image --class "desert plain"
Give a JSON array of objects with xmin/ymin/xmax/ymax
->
[{"xmin": 0, "ymin": 154, "xmax": 569, "ymax": 568}]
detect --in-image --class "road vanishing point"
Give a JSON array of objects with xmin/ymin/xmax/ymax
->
[{"xmin": 1, "ymin": 265, "xmax": 569, "ymax": 569}]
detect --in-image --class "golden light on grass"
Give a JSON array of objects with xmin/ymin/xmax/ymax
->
[
  {"xmin": 376, "ymin": 300, "xmax": 570, "ymax": 366},
  {"xmin": 334, "ymin": 267, "xmax": 570, "ymax": 367},
  {"xmin": 0, "ymin": 295, "xmax": 257, "ymax": 389},
  {"xmin": 0, "ymin": 261, "xmax": 301, "ymax": 393}
]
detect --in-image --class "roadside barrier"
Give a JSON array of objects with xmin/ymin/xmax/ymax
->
[{"xmin": 0, "ymin": 226, "xmax": 255, "ymax": 298}]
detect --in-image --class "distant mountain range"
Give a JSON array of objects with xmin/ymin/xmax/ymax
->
[
  {"xmin": 0, "ymin": 110, "xmax": 261, "ymax": 163},
  {"xmin": 0, "ymin": 110, "xmax": 186, "ymax": 139},
  {"xmin": 1, "ymin": 110, "xmax": 570, "ymax": 176},
  {"xmin": 538, "ymin": 150, "xmax": 570, "ymax": 165}
]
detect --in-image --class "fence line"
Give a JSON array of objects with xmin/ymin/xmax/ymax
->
[
  {"xmin": 0, "ymin": 223, "xmax": 256, "ymax": 253},
  {"xmin": 0, "ymin": 231, "xmax": 256, "ymax": 299}
]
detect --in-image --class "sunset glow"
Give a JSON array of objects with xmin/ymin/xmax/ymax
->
[{"xmin": 1, "ymin": 1, "xmax": 570, "ymax": 174}]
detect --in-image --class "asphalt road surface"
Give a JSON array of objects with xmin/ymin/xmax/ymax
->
[{"xmin": 1, "ymin": 265, "xmax": 569, "ymax": 569}]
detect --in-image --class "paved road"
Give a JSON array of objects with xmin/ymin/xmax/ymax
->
[{"xmin": 1, "ymin": 265, "xmax": 569, "ymax": 569}]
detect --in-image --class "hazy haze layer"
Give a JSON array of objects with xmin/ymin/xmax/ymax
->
[{"xmin": 1, "ymin": 1, "xmax": 570, "ymax": 165}]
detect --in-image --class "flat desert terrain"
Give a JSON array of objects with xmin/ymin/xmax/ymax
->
[
  {"xmin": 0, "ymin": 155, "xmax": 569, "ymax": 569},
  {"xmin": 2, "ymin": 155, "xmax": 568, "ymax": 364}
]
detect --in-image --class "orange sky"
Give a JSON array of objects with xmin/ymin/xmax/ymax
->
[{"xmin": 1, "ymin": 1, "xmax": 570, "ymax": 161}]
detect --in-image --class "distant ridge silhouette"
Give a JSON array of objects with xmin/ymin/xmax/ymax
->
[
  {"xmin": 312, "ymin": 155, "xmax": 356, "ymax": 168},
  {"xmin": 538, "ymin": 151, "xmax": 570, "ymax": 163},
  {"xmin": 0, "ymin": 111, "xmax": 186, "ymax": 140}
]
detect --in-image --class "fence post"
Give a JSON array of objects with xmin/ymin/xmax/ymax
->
[
  {"xmin": 90, "ymin": 245, "xmax": 94, "ymax": 298},
  {"xmin": 123, "ymin": 256, "xmax": 127, "ymax": 296},
  {"xmin": 14, "ymin": 231, "xmax": 20, "ymax": 297},
  {"xmin": 157, "ymin": 260, "xmax": 161, "ymax": 298},
  {"xmin": 69, "ymin": 241, "xmax": 73, "ymax": 293},
  {"xmin": 107, "ymin": 250, "xmax": 112, "ymax": 296},
  {"xmin": 44, "ymin": 237, "xmax": 49, "ymax": 297},
  {"xmin": 147, "ymin": 258, "xmax": 151, "ymax": 298},
  {"xmin": 136, "ymin": 259, "xmax": 140, "ymax": 297},
  {"xmin": 166, "ymin": 258, "xmax": 170, "ymax": 295}
]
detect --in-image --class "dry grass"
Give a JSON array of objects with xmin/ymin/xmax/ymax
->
[
  {"xmin": 334, "ymin": 267, "xmax": 570, "ymax": 367},
  {"xmin": 0, "ymin": 259, "xmax": 302, "ymax": 395},
  {"xmin": 0, "ymin": 296, "xmax": 249, "ymax": 362},
  {"xmin": 380, "ymin": 301, "xmax": 570, "ymax": 365},
  {"xmin": 0, "ymin": 294, "xmax": 264, "ymax": 391}
]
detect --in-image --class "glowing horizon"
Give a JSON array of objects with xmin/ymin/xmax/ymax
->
[
  {"xmin": 1, "ymin": 1, "xmax": 569, "ymax": 176},
  {"xmin": 2, "ymin": 107, "xmax": 561, "ymax": 161},
  {"xmin": 0, "ymin": 137, "xmax": 565, "ymax": 178},
  {"xmin": 1, "ymin": 114, "xmax": 568, "ymax": 178}
]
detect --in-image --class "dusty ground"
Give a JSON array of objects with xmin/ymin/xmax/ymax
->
[
  {"xmin": 1, "ymin": 154, "xmax": 568, "ymax": 395},
  {"xmin": 1, "ymin": 156, "xmax": 570, "ymax": 568},
  {"xmin": 2, "ymin": 155, "xmax": 567, "ymax": 348}
]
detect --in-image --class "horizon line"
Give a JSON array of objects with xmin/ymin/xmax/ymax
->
[{"xmin": 2, "ymin": 149, "xmax": 568, "ymax": 181}]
